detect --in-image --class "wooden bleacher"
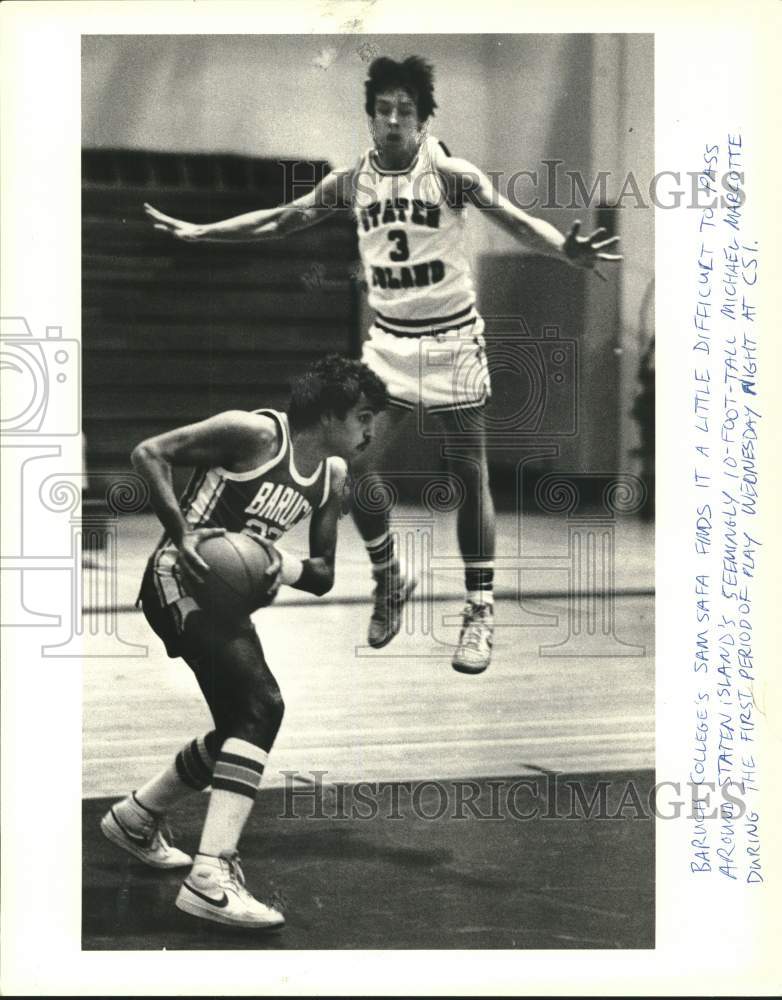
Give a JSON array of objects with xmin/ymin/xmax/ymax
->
[{"xmin": 82, "ymin": 150, "xmax": 359, "ymax": 484}]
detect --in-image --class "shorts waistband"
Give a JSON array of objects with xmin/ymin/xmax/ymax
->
[{"xmin": 374, "ymin": 305, "xmax": 479, "ymax": 338}]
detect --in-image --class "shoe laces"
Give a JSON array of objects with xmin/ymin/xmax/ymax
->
[
  {"xmin": 460, "ymin": 602, "xmax": 492, "ymax": 651},
  {"xmin": 131, "ymin": 803, "xmax": 174, "ymax": 850},
  {"xmin": 219, "ymin": 850, "xmax": 251, "ymax": 897}
]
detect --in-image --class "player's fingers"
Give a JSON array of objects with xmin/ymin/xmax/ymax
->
[
  {"xmin": 179, "ymin": 558, "xmax": 205, "ymax": 587},
  {"xmin": 144, "ymin": 204, "xmax": 169, "ymax": 221},
  {"xmin": 153, "ymin": 223, "xmax": 174, "ymax": 233},
  {"xmin": 144, "ymin": 203, "xmax": 178, "ymax": 224},
  {"xmin": 568, "ymin": 220, "xmax": 582, "ymax": 239},
  {"xmin": 193, "ymin": 556, "xmax": 211, "ymax": 576},
  {"xmin": 198, "ymin": 527, "xmax": 226, "ymax": 540},
  {"xmin": 597, "ymin": 252, "xmax": 624, "ymax": 261},
  {"xmin": 592, "ymin": 236, "xmax": 621, "ymax": 250},
  {"xmin": 588, "ymin": 227, "xmax": 608, "ymax": 242}
]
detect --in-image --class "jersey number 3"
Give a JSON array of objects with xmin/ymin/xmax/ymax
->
[{"xmin": 388, "ymin": 229, "xmax": 410, "ymax": 262}]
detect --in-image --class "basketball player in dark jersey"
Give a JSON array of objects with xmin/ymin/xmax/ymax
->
[
  {"xmin": 144, "ymin": 56, "xmax": 621, "ymax": 676},
  {"xmin": 100, "ymin": 355, "xmax": 387, "ymax": 930}
]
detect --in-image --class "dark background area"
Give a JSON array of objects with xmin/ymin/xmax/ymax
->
[{"xmin": 81, "ymin": 35, "xmax": 654, "ymax": 515}]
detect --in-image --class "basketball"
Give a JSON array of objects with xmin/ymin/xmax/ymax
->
[{"xmin": 191, "ymin": 531, "xmax": 279, "ymax": 618}]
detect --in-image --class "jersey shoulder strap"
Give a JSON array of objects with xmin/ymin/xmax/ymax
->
[
  {"xmin": 242, "ymin": 408, "xmax": 288, "ymax": 476},
  {"xmin": 350, "ymin": 149, "xmax": 373, "ymax": 204},
  {"xmin": 424, "ymin": 135, "xmax": 468, "ymax": 210}
]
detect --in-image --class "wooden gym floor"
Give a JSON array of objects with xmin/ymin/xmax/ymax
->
[{"xmin": 82, "ymin": 508, "xmax": 654, "ymax": 949}]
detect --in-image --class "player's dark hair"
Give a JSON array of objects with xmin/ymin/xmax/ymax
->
[
  {"xmin": 288, "ymin": 355, "xmax": 388, "ymax": 431},
  {"xmin": 364, "ymin": 56, "xmax": 437, "ymax": 121}
]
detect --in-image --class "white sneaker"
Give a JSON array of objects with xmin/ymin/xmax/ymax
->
[
  {"xmin": 368, "ymin": 572, "xmax": 417, "ymax": 648},
  {"xmin": 452, "ymin": 601, "xmax": 494, "ymax": 674},
  {"xmin": 100, "ymin": 800, "xmax": 192, "ymax": 869},
  {"xmin": 176, "ymin": 851, "xmax": 285, "ymax": 930}
]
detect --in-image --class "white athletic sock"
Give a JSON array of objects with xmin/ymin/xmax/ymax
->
[
  {"xmin": 189, "ymin": 851, "xmax": 223, "ymax": 884},
  {"xmin": 466, "ymin": 590, "xmax": 494, "ymax": 608},
  {"xmin": 366, "ymin": 532, "xmax": 399, "ymax": 578},
  {"xmin": 113, "ymin": 792, "xmax": 157, "ymax": 830},
  {"xmin": 197, "ymin": 738, "xmax": 268, "ymax": 856},
  {"xmin": 135, "ymin": 734, "xmax": 216, "ymax": 815}
]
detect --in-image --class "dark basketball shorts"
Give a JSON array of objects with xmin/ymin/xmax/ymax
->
[{"xmin": 138, "ymin": 565, "xmax": 257, "ymax": 661}]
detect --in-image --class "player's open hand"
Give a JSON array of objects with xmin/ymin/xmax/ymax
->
[
  {"xmin": 254, "ymin": 539, "xmax": 283, "ymax": 608},
  {"xmin": 144, "ymin": 203, "xmax": 206, "ymax": 241},
  {"xmin": 176, "ymin": 527, "xmax": 226, "ymax": 588},
  {"xmin": 563, "ymin": 221, "xmax": 622, "ymax": 281}
]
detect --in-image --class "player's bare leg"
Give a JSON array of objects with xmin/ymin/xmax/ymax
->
[
  {"xmin": 101, "ymin": 584, "xmax": 222, "ymax": 869},
  {"xmin": 437, "ymin": 407, "xmax": 496, "ymax": 673},
  {"xmin": 174, "ymin": 613, "xmax": 286, "ymax": 930},
  {"xmin": 350, "ymin": 405, "xmax": 417, "ymax": 648}
]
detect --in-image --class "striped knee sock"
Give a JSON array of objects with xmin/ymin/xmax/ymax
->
[
  {"xmin": 366, "ymin": 532, "xmax": 398, "ymax": 578},
  {"xmin": 197, "ymin": 738, "xmax": 268, "ymax": 856},
  {"xmin": 465, "ymin": 562, "xmax": 494, "ymax": 606},
  {"xmin": 175, "ymin": 733, "xmax": 217, "ymax": 791},
  {"xmin": 131, "ymin": 732, "xmax": 217, "ymax": 817}
]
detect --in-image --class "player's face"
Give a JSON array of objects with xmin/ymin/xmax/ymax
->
[
  {"xmin": 329, "ymin": 400, "xmax": 377, "ymax": 460},
  {"xmin": 371, "ymin": 88, "xmax": 423, "ymax": 161}
]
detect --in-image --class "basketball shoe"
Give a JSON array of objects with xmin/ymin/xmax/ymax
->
[
  {"xmin": 100, "ymin": 796, "xmax": 192, "ymax": 869},
  {"xmin": 452, "ymin": 600, "xmax": 494, "ymax": 674},
  {"xmin": 176, "ymin": 851, "xmax": 285, "ymax": 930},
  {"xmin": 368, "ymin": 570, "xmax": 417, "ymax": 648}
]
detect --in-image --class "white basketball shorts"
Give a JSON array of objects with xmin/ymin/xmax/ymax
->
[{"xmin": 361, "ymin": 313, "xmax": 491, "ymax": 414}]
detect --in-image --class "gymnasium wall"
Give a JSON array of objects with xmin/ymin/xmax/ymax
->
[{"xmin": 82, "ymin": 34, "xmax": 654, "ymax": 486}]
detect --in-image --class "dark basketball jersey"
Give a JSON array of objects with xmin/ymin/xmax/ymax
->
[{"xmin": 148, "ymin": 409, "xmax": 333, "ymax": 606}]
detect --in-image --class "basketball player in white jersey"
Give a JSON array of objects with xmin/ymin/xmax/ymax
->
[
  {"xmin": 145, "ymin": 56, "xmax": 621, "ymax": 675},
  {"xmin": 100, "ymin": 355, "xmax": 387, "ymax": 929}
]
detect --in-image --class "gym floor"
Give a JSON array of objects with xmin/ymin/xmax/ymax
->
[{"xmin": 82, "ymin": 508, "xmax": 655, "ymax": 949}]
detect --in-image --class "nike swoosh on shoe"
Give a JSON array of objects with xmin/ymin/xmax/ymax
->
[{"xmin": 182, "ymin": 881, "xmax": 230, "ymax": 908}]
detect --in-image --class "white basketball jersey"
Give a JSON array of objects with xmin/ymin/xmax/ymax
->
[{"xmin": 352, "ymin": 136, "xmax": 477, "ymax": 331}]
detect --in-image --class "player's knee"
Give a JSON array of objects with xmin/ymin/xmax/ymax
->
[
  {"xmin": 241, "ymin": 683, "xmax": 285, "ymax": 744},
  {"xmin": 264, "ymin": 686, "xmax": 286, "ymax": 729}
]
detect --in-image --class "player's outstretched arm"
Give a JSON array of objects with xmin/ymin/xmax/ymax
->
[
  {"xmin": 144, "ymin": 202, "xmax": 287, "ymax": 242},
  {"xmin": 278, "ymin": 457, "xmax": 347, "ymax": 597},
  {"xmin": 131, "ymin": 411, "xmax": 276, "ymax": 586},
  {"xmin": 143, "ymin": 167, "xmax": 353, "ymax": 243},
  {"xmin": 435, "ymin": 152, "xmax": 622, "ymax": 276}
]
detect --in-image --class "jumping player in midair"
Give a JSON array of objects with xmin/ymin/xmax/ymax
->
[
  {"xmin": 101, "ymin": 356, "xmax": 387, "ymax": 929},
  {"xmin": 145, "ymin": 55, "xmax": 622, "ymax": 675}
]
